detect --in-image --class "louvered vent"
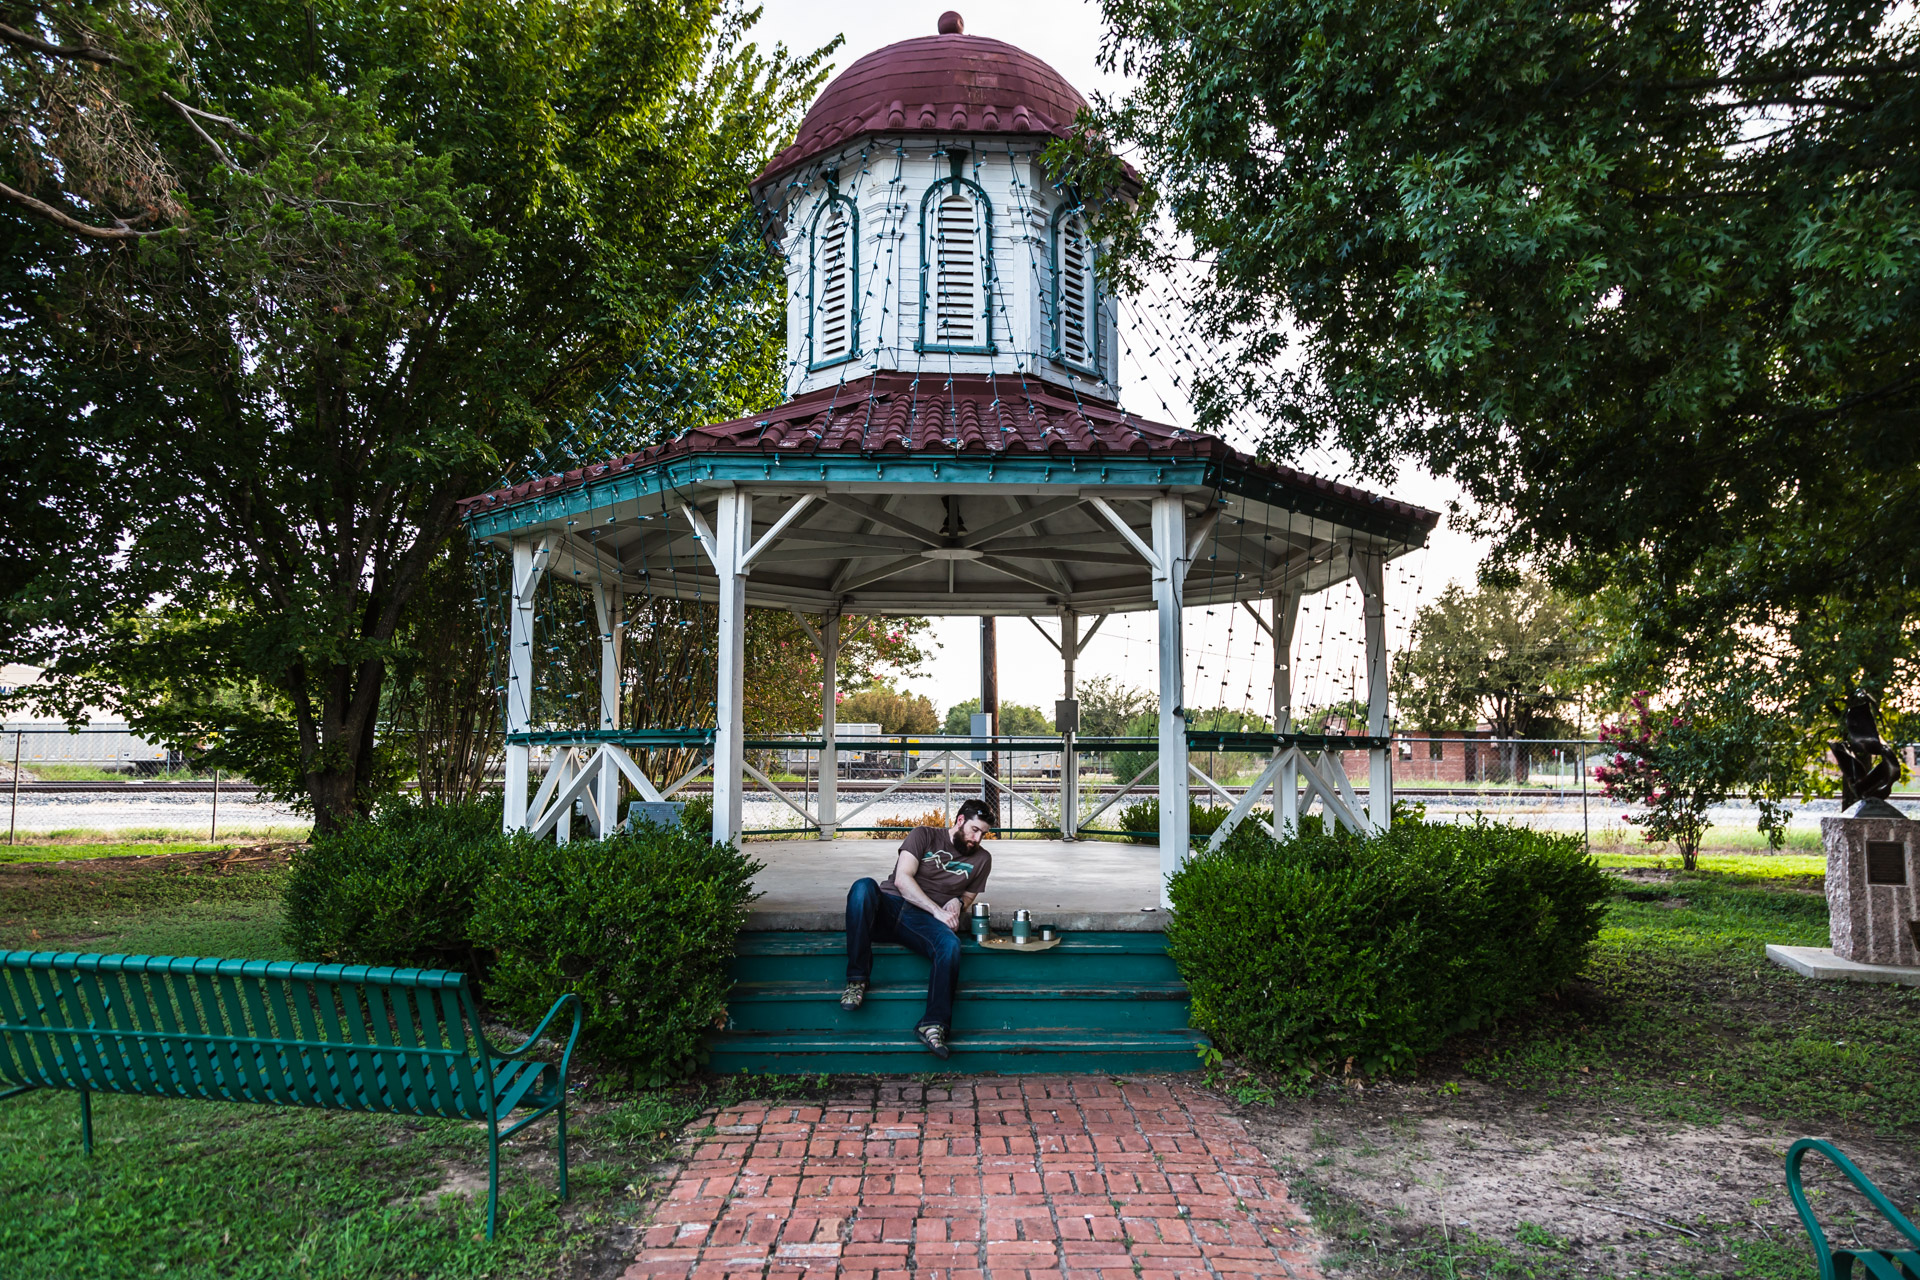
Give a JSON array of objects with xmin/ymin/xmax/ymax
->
[
  {"xmin": 1056, "ymin": 211, "xmax": 1096, "ymax": 370},
  {"xmin": 813, "ymin": 204, "xmax": 853, "ymax": 363},
  {"xmin": 931, "ymin": 190, "xmax": 982, "ymax": 346}
]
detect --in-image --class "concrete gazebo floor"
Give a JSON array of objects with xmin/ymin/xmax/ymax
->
[{"xmin": 739, "ymin": 837, "xmax": 1168, "ymax": 932}]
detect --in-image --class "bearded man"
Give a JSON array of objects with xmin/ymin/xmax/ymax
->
[{"xmin": 840, "ymin": 797, "xmax": 995, "ymax": 1059}]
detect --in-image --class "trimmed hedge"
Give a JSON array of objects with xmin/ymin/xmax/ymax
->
[
  {"xmin": 1166, "ymin": 819, "xmax": 1609, "ymax": 1079},
  {"xmin": 283, "ymin": 797, "xmax": 508, "ymax": 971},
  {"xmin": 471, "ymin": 823, "xmax": 762, "ymax": 1084}
]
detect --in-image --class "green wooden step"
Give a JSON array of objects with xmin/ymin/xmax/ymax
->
[
  {"xmin": 730, "ymin": 931, "xmax": 1182, "ymax": 985},
  {"xmin": 706, "ymin": 1027, "xmax": 1210, "ymax": 1076},
  {"xmin": 723, "ymin": 981, "xmax": 1195, "ymax": 1034},
  {"xmin": 712, "ymin": 932, "xmax": 1204, "ymax": 1074}
]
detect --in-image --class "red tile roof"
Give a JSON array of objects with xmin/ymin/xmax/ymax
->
[
  {"xmin": 458, "ymin": 373, "xmax": 1439, "ymax": 534},
  {"xmin": 755, "ymin": 32, "xmax": 1088, "ymax": 190}
]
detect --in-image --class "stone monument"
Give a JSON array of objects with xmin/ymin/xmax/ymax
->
[{"xmin": 1823, "ymin": 693, "xmax": 1918, "ymax": 967}]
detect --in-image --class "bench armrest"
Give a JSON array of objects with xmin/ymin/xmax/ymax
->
[
  {"xmin": 491, "ymin": 992, "xmax": 584, "ymax": 1079},
  {"xmin": 1787, "ymin": 1138, "xmax": 1920, "ymax": 1280}
]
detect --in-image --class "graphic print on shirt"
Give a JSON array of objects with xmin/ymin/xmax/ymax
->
[{"xmin": 923, "ymin": 851, "xmax": 975, "ymax": 880}]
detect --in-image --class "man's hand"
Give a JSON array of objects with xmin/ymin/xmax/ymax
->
[{"xmin": 894, "ymin": 848, "xmax": 961, "ymax": 930}]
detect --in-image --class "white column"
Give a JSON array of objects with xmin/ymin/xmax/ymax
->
[
  {"xmin": 713, "ymin": 489, "xmax": 753, "ymax": 846},
  {"xmin": 1061, "ymin": 609, "xmax": 1078, "ymax": 840},
  {"xmin": 593, "ymin": 584, "xmax": 624, "ymax": 838},
  {"xmin": 1355, "ymin": 548, "xmax": 1391, "ymax": 833},
  {"xmin": 1151, "ymin": 496, "xmax": 1189, "ymax": 906},
  {"xmin": 1273, "ymin": 587, "xmax": 1304, "ymax": 829},
  {"xmin": 504, "ymin": 538, "xmax": 539, "ymax": 834},
  {"xmin": 818, "ymin": 613, "xmax": 839, "ymax": 838}
]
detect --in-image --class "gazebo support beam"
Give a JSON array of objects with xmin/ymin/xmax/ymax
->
[
  {"xmin": 1150, "ymin": 495, "xmax": 1189, "ymax": 907},
  {"xmin": 1354, "ymin": 546, "xmax": 1392, "ymax": 833},
  {"xmin": 503, "ymin": 536, "xmax": 549, "ymax": 835},
  {"xmin": 1061, "ymin": 609, "xmax": 1078, "ymax": 840},
  {"xmin": 593, "ymin": 584, "xmax": 625, "ymax": 838},
  {"xmin": 1271, "ymin": 587, "xmax": 1305, "ymax": 827},
  {"xmin": 819, "ymin": 613, "xmax": 840, "ymax": 837},
  {"xmin": 712, "ymin": 490, "xmax": 753, "ymax": 846}
]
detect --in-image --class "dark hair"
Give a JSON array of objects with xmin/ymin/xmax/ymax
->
[{"xmin": 955, "ymin": 798, "xmax": 996, "ymax": 827}]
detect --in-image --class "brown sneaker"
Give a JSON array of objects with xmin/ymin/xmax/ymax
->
[
  {"xmin": 839, "ymin": 981, "xmax": 867, "ymax": 1011},
  {"xmin": 916, "ymin": 1023, "xmax": 951, "ymax": 1060}
]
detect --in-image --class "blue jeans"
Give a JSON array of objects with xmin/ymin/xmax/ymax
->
[{"xmin": 845, "ymin": 877, "xmax": 961, "ymax": 1030}]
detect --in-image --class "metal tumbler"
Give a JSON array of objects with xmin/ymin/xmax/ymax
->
[
  {"xmin": 971, "ymin": 901, "xmax": 992, "ymax": 941},
  {"xmin": 1012, "ymin": 909, "xmax": 1032, "ymax": 944}
]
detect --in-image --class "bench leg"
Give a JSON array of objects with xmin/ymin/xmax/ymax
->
[
  {"xmin": 79, "ymin": 1087, "xmax": 92, "ymax": 1156},
  {"xmin": 486, "ymin": 1123, "xmax": 500, "ymax": 1241},
  {"xmin": 556, "ymin": 1098, "xmax": 569, "ymax": 1201}
]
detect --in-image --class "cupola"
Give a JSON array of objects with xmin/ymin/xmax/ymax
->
[{"xmin": 751, "ymin": 14, "xmax": 1122, "ymax": 402}]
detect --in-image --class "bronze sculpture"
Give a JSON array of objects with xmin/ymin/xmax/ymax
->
[{"xmin": 1830, "ymin": 691, "xmax": 1903, "ymax": 813}]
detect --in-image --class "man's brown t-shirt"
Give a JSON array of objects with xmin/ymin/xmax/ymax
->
[{"xmin": 878, "ymin": 826, "xmax": 992, "ymax": 910}]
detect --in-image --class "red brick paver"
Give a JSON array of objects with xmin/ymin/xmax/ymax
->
[{"xmin": 621, "ymin": 1076, "xmax": 1322, "ymax": 1280}]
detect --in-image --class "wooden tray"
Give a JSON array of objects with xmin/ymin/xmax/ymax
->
[{"xmin": 973, "ymin": 935, "xmax": 1061, "ymax": 952}]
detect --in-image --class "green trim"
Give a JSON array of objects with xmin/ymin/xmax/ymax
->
[
  {"xmin": 461, "ymin": 453, "xmax": 1434, "ymax": 546},
  {"xmin": 1048, "ymin": 204, "xmax": 1102, "ymax": 379},
  {"xmin": 916, "ymin": 169, "xmax": 997, "ymax": 355},
  {"xmin": 1186, "ymin": 730, "xmax": 1390, "ymax": 752},
  {"xmin": 806, "ymin": 188, "xmax": 861, "ymax": 371},
  {"xmin": 508, "ymin": 729, "xmax": 714, "ymax": 747},
  {"xmin": 462, "ymin": 454, "xmax": 1204, "ymax": 540}
]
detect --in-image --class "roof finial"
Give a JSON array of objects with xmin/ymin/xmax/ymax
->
[{"xmin": 937, "ymin": 10, "xmax": 964, "ymax": 34}]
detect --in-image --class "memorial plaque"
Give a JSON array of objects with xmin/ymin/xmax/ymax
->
[{"xmin": 1866, "ymin": 841, "xmax": 1909, "ymax": 885}]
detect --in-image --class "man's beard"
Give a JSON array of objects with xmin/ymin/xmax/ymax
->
[{"xmin": 955, "ymin": 830, "xmax": 981, "ymax": 853}]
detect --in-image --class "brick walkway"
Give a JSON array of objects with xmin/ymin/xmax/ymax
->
[{"xmin": 621, "ymin": 1076, "xmax": 1322, "ymax": 1280}]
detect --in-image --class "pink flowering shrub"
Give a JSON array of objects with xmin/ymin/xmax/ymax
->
[{"xmin": 1592, "ymin": 691, "xmax": 1789, "ymax": 871}]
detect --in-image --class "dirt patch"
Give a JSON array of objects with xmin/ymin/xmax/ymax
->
[
  {"xmin": 0, "ymin": 841, "xmax": 297, "ymax": 888},
  {"xmin": 1234, "ymin": 1079, "xmax": 1920, "ymax": 1276}
]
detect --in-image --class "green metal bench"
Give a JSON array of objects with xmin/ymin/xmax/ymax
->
[
  {"xmin": 0, "ymin": 949, "xmax": 581, "ymax": 1238},
  {"xmin": 1788, "ymin": 1138, "xmax": 1920, "ymax": 1280}
]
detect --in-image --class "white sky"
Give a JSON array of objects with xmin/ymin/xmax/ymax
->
[{"xmin": 750, "ymin": 1, "xmax": 1488, "ymax": 721}]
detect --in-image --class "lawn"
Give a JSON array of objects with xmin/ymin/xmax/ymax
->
[
  {"xmin": 0, "ymin": 849, "xmax": 755, "ymax": 1280},
  {"xmin": 5, "ymin": 843, "xmax": 1914, "ymax": 1280},
  {"xmin": 1, "ymin": 829, "xmax": 313, "ymax": 866},
  {"xmin": 1230, "ymin": 863, "xmax": 1920, "ymax": 1280},
  {"xmin": 1451, "ymin": 869, "xmax": 1920, "ymax": 1132}
]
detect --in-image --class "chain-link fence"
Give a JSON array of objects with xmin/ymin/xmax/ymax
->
[
  {"xmin": 0, "ymin": 726, "xmax": 308, "ymax": 846},
  {"xmin": 6, "ymin": 724, "xmax": 1898, "ymax": 850}
]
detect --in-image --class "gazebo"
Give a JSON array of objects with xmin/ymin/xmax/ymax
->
[{"xmin": 458, "ymin": 14, "xmax": 1439, "ymax": 911}]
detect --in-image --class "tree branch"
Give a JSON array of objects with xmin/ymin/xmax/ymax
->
[
  {"xmin": 1661, "ymin": 57, "xmax": 1919, "ymax": 91},
  {"xmin": 0, "ymin": 20, "xmax": 122, "ymax": 64},
  {"xmin": 162, "ymin": 94, "xmax": 240, "ymax": 171},
  {"xmin": 166, "ymin": 96, "xmax": 261, "ymax": 143},
  {"xmin": 0, "ymin": 179, "xmax": 159, "ymax": 238}
]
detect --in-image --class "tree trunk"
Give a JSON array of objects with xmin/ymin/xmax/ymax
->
[{"xmin": 307, "ymin": 766, "xmax": 359, "ymax": 836}]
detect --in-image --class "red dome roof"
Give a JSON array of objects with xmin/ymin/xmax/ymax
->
[{"xmin": 756, "ymin": 31, "xmax": 1088, "ymax": 189}]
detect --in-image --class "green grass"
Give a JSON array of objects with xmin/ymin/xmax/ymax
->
[
  {"xmin": 5, "ymin": 826, "xmax": 310, "ymax": 853},
  {"xmin": 0, "ymin": 840, "xmax": 256, "ymax": 865},
  {"xmin": 0, "ymin": 857, "xmax": 293, "ymax": 956},
  {"xmin": 1590, "ymin": 824, "xmax": 1827, "ymax": 855},
  {"xmin": 23, "ymin": 764, "xmax": 222, "ymax": 782},
  {"xmin": 0, "ymin": 851, "xmax": 775, "ymax": 1278},
  {"xmin": 1447, "ymin": 870, "xmax": 1920, "ymax": 1132},
  {"xmin": 0, "ymin": 1072, "xmax": 722, "ymax": 1280},
  {"xmin": 1593, "ymin": 851, "xmax": 1826, "ymax": 879}
]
